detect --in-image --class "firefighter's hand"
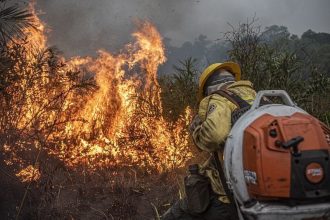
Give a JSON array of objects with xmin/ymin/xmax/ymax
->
[{"xmin": 190, "ymin": 114, "xmax": 202, "ymax": 133}]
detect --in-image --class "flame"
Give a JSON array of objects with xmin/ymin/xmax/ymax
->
[
  {"xmin": 26, "ymin": 1, "xmax": 47, "ymax": 50},
  {"xmin": 16, "ymin": 165, "xmax": 41, "ymax": 182},
  {"xmin": 3, "ymin": 3, "xmax": 193, "ymax": 181}
]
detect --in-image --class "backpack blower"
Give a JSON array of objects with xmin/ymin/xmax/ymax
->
[{"xmin": 222, "ymin": 90, "xmax": 330, "ymax": 220}]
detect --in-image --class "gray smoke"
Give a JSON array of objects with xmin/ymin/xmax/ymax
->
[
  {"xmin": 36, "ymin": 0, "xmax": 330, "ymax": 57},
  {"xmin": 37, "ymin": 0, "xmax": 194, "ymax": 56}
]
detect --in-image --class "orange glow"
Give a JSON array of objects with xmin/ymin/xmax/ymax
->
[
  {"xmin": 4, "ymin": 3, "xmax": 193, "ymax": 182},
  {"xmin": 16, "ymin": 165, "xmax": 41, "ymax": 183}
]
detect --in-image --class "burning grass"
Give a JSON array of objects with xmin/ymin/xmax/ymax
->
[
  {"xmin": 1, "ymin": 2, "xmax": 193, "ymax": 179},
  {"xmin": 0, "ymin": 2, "xmax": 195, "ymax": 219}
]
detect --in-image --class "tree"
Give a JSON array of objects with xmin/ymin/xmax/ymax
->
[
  {"xmin": 160, "ymin": 58, "xmax": 198, "ymax": 121},
  {"xmin": 224, "ymin": 19, "xmax": 330, "ymax": 122},
  {"xmin": 261, "ymin": 25, "xmax": 290, "ymax": 43},
  {"xmin": 224, "ymin": 18, "xmax": 266, "ymax": 87}
]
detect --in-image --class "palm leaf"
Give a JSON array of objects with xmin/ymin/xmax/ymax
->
[{"xmin": 0, "ymin": 4, "xmax": 35, "ymax": 43}]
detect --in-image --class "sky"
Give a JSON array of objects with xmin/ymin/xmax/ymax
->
[{"xmin": 35, "ymin": 0, "xmax": 330, "ymax": 56}]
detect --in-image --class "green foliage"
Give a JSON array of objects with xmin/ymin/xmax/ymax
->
[
  {"xmin": 299, "ymin": 30, "xmax": 330, "ymax": 75},
  {"xmin": 160, "ymin": 21, "xmax": 330, "ymax": 123},
  {"xmin": 159, "ymin": 58, "xmax": 198, "ymax": 121},
  {"xmin": 224, "ymin": 19, "xmax": 330, "ymax": 121}
]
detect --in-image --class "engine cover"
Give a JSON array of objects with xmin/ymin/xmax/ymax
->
[
  {"xmin": 242, "ymin": 113, "xmax": 330, "ymax": 200},
  {"xmin": 223, "ymin": 90, "xmax": 330, "ymax": 219}
]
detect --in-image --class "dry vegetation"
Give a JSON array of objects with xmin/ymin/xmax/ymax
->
[
  {"xmin": 1, "ymin": 3, "xmax": 329, "ymax": 220},
  {"xmin": 0, "ymin": 2, "xmax": 196, "ymax": 219}
]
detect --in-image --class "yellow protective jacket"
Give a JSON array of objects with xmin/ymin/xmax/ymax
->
[{"xmin": 192, "ymin": 80, "xmax": 256, "ymax": 197}]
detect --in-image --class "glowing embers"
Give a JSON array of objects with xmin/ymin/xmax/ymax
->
[
  {"xmin": 5, "ymin": 3, "xmax": 193, "ymax": 181},
  {"xmin": 16, "ymin": 165, "xmax": 41, "ymax": 183}
]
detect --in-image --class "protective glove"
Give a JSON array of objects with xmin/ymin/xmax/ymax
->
[{"xmin": 189, "ymin": 114, "xmax": 202, "ymax": 134}]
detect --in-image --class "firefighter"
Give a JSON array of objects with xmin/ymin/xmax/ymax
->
[{"xmin": 162, "ymin": 62, "xmax": 256, "ymax": 220}]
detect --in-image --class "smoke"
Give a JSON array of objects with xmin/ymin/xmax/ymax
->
[
  {"xmin": 36, "ymin": 0, "xmax": 193, "ymax": 56},
  {"xmin": 36, "ymin": 0, "xmax": 330, "ymax": 57}
]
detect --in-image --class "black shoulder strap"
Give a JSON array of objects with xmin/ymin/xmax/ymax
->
[
  {"xmin": 212, "ymin": 152, "xmax": 239, "ymax": 219},
  {"xmin": 210, "ymin": 89, "xmax": 245, "ymax": 218},
  {"xmin": 212, "ymin": 89, "xmax": 250, "ymax": 109}
]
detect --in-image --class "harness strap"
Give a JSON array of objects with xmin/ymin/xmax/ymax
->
[
  {"xmin": 213, "ymin": 89, "xmax": 252, "ymax": 125},
  {"xmin": 212, "ymin": 152, "xmax": 239, "ymax": 219},
  {"xmin": 213, "ymin": 89, "xmax": 250, "ymax": 109},
  {"xmin": 210, "ymin": 88, "xmax": 250, "ymax": 219}
]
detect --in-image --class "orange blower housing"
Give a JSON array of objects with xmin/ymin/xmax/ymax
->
[{"xmin": 243, "ymin": 112, "xmax": 330, "ymax": 201}]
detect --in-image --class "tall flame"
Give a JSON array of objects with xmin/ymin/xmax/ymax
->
[{"xmin": 4, "ymin": 3, "xmax": 193, "ymax": 182}]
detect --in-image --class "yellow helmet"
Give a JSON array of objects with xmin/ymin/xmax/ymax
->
[{"xmin": 198, "ymin": 62, "xmax": 241, "ymax": 100}]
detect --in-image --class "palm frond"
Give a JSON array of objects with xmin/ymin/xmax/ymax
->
[{"xmin": 0, "ymin": 4, "xmax": 35, "ymax": 43}]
